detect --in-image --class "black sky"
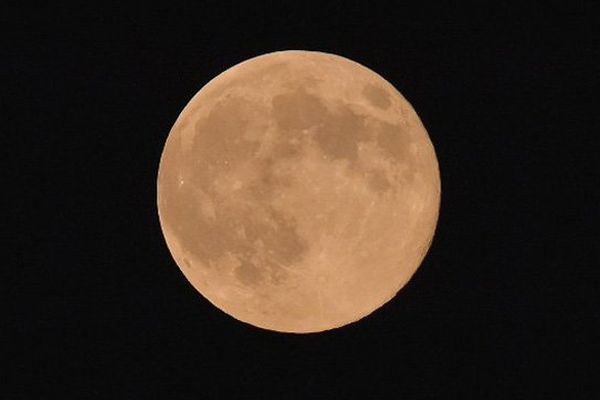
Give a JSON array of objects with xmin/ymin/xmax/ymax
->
[{"xmin": 6, "ymin": 3, "xmax": 599, "ymax": 398}]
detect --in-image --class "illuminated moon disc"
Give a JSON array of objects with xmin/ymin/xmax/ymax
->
[{"xmin": 157, "ymin": 50, "xmax": 441, "ymax": 333}]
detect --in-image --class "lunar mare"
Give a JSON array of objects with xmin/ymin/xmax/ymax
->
[{"xmin": 157, "ymin": 50, "xmax": 440, "ymax": 333}]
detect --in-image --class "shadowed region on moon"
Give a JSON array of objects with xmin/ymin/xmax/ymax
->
[
  {"xmin": 157, "ymin": 50, "xmax": 440, "ymax": 333},
  {"xmin": 362, "ymin": 83, "xmax": 392, "ymax": 109}
]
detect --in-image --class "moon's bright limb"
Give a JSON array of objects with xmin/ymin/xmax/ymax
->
[{"xmin": 157, "ymin": 50, "xmax": 441, "ymax": 333}]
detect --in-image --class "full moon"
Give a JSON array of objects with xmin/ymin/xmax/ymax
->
[{"xmin": 157, "ymin": 50, "xmax": 440, "ymax": 333}]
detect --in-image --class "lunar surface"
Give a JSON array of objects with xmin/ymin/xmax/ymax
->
[{"xmin": 157, "ymin": 50, "xmax": 440, "ymax": 333}]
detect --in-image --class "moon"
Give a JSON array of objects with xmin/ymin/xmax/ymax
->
[{"xmin": 157, "ymin": 50, "xmax": 441, "ymax": 333}]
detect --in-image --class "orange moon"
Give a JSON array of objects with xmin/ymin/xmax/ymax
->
[{"xmin": 157, "ymin": 50, "xmax": 441, "ymax": 333}]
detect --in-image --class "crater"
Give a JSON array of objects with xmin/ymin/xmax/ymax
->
[
  {"xmin": 313, "ymin": 104, "xmax": 369, "ymax": 166},
  {"xmin": 234, "ymin": 259, "xmax": 262, "ymax": 286},
  {"xmin": 272, "ymin": 88, "xmax": 328, "ymax": 130},
  {"xmin": 375, "ymin": 120, "xmax": 413, "ymax": 163},
  {"xmin": 268, "ymin": 263, "xmax": 289, "ymax": 286},
  {"xmin": 362, "ymin": 83, "xmax": 391, "ymax": 109},
  {"xmin": 271, "ymin": 138, "xmax": 304, "ymax": 159},
  {"xmin": 247, "ymin": 157, "xmax": 294, "ymax": 200},
  {"xmin": 366, "ymin": 169, "xmax": 392, "ymax": 193},
  {"xmin": 400, "ymin": 167, "xmax": 417, "ymax": 184},
  {"xmin": 266, "ymin": 208, "xmax": 310, "ymax": 265}
]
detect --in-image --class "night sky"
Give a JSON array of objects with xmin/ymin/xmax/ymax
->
[{"xmin": 7, "ymin": 3, "xmax": 598, "ymax": 398}]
